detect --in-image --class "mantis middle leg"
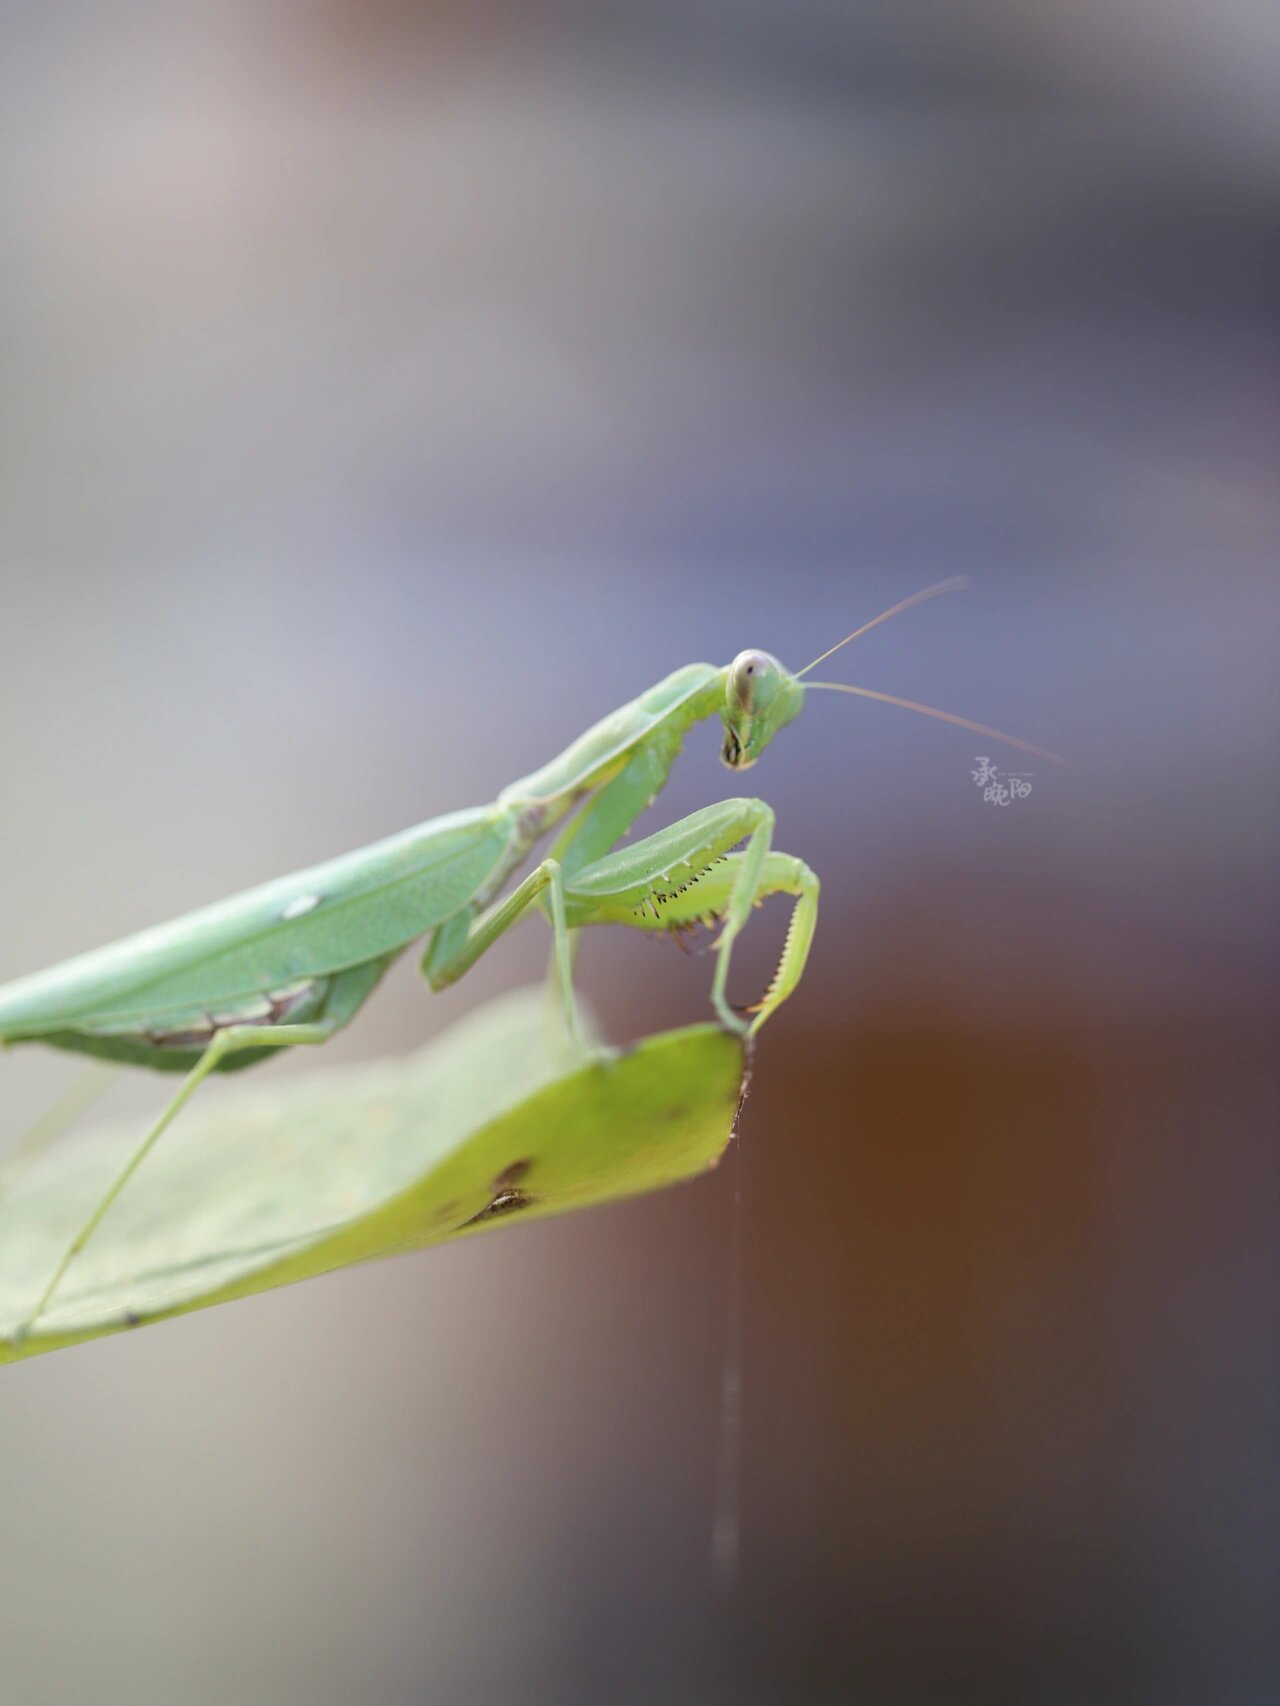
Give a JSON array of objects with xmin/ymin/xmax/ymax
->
[{"xmin": 422, "ymin": 859, "xmax": 579, "ymax": 1043}]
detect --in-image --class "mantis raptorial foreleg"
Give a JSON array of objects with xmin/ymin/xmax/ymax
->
[
  {"xmin": 553, "ymin": 797, "xmax": 811, "ymax": 1033},
  {"xmin": 429, "ymin": 798, "xmax": 809, "ymax": 1038},
  {"xmin": 628, "ymin": 849, "xmax": 820, "ymax": 1030},
  {"xmin": 707, "ymin": 803, "xmax": 773, "ymax": 1028}
]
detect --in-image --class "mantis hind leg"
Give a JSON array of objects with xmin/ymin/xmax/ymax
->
[
  {"xmin": 13, "ymin": 957, "xmax": 390, "ymax": 1341},
  {"xmin": 13, "ymin": 1020, "xmax": 335, "ymax": 1341}
]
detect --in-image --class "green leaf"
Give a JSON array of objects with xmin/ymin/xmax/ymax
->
[{"xmin": 0, "ymin": 990, "xmax": 744, "ymax": 1364}]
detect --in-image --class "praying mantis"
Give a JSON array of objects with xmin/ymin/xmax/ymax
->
[{"xmin": 0, "ymin": 580, "xmax": 1062, "ymax": 1338}]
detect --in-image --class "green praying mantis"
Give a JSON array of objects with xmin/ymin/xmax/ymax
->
[{"xmin": 0, "ymin": 579, "xmax": 1062, "ymax": 1339}]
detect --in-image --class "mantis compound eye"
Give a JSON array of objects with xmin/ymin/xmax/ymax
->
[{"xmin": 729, "ymin": 649, "xmax": 779, "ymax": 712}]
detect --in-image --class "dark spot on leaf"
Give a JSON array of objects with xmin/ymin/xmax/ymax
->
[
  {"xmin": 665, "ymin": 1103, "xmax": 691, "ymax": 1123},
  {"xmin": 433, "ymin": 1199, "xmax": 461, "ymax": 1224},
  {"xmin": 461, "ymin": 1188, "xmax": 537, "ymax": 1227},
  {"xmin": 122, "ymin": 1309, "xmax": 141, "ymax": 1328},
  {"xmin": 493, "ymin": 1158, "xmax": 532, "ymax": 1191}
]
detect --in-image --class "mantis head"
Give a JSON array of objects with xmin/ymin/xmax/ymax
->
[
  {"xmin": 720, "ymin": 651, "xmax": 805, "ymax": 770},
  {"xmin": 720, "ymin": 578, "xmax": 1067, "ymax": 774}
]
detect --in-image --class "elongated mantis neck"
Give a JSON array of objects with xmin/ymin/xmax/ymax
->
[{"xmin": 498, "ymin": 664, "xmax": 727, "ymax": 816}]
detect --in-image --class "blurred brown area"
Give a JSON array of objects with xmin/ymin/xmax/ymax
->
[
  {"xmin": 734, "ymin": 1015, "xmax": 1278, "ymax": 1704},
  {"xmin": 541, "ymin": 870, "xmax": 1278, "ymax": 1704},
  {"xmin": 0, "ymin": 2, "xmax": 1277, "ymax": 1703}
]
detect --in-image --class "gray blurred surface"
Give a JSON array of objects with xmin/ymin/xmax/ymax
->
[{"xmin": 0, "ymin": 5, "xmax": 1277, "ymax": 1704}]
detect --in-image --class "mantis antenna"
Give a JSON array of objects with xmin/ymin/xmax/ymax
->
[
  {"xmin": 803, "ymin": 680, "xmax": 1068, "ymax": 767},
  {"xmin": 794, "ymin": 576, "xmax": 1067, "ymax": 766},
  {"xmin": 795, "ymin": 577, "xmax": 968, "ymax": 679}
]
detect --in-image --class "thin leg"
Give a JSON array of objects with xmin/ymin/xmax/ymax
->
[
  {"xmin": 542, "ymin": 926, "xmax": 585, "ymax": 1036},
  {"xmin": 421, "ymin": 727, "xmax": 684, "ymax": 1041},
  {"xmin": 422, "ymin": 859, "xmax": 581, "ymax": 1047},
  {"xmin": 16, "ymin": 1019, "xmax": 335, "ymax": 1338}
]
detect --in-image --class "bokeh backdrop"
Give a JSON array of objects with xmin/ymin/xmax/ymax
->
[{"xmin": 1, "ymin": 4, "xmax": 1277, "ymax": 1704}]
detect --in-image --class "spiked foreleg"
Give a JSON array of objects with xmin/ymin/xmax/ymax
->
[
  {"xmin": 560, "ymin": 801, "xmax": 818, "ymax": 1033},
  {"xmin": 621, "ymin": 851, "xmax": 820, "ymax": 1031},
  {"xmin": 742, "ymin": 855, "xmax": 819, "ymax": 1029}
]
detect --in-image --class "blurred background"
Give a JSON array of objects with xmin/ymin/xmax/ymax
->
[{"xmin": 1, "ymin": 3, "xmax": 1277, "ymax": 1703}]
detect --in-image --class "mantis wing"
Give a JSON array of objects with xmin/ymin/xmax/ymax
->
[{"xmin": 0, "ymin": 807, "xmax": 512, "ymax": 1038}]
